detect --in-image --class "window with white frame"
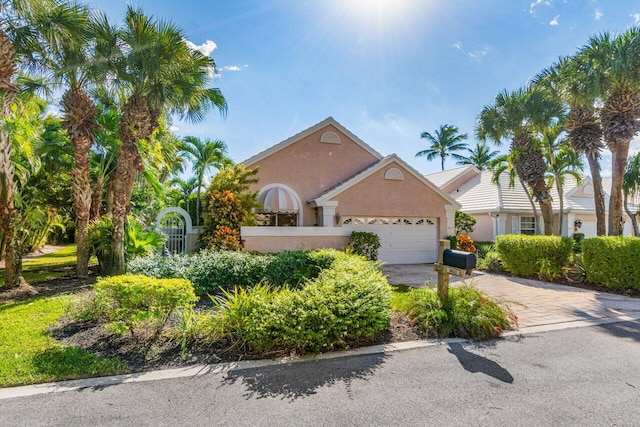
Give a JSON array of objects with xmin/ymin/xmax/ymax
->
[{"xmin": 520, "ymin": 216, "xmax": 536, "ymax": 235}]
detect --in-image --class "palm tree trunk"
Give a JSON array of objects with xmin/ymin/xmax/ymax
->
[
  {"xmin": 530, "ymin": 177, "xmax": 554, "ymax": 235},
  {"xmin": 609, "ymin": 140, "xmax": 631, "ymax": 235},
  {"xmin": 0, "ymin": 32, "xmax": 23, "ymax": 288},
  {"xmin": 520, "ymin": 180, "xmax": 541, "ymax": 234},
  {"xmin": 586, "ymin": 153, "xmax": 607, "ymax": 236},
  {"xmin": 90, "ymin": 176, "xmax": 103, "ymax": 221}
]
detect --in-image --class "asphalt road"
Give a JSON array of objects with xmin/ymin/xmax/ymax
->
[{"xmin": 3, "ymin": 321, "xmax": 640, "ymax": 426}]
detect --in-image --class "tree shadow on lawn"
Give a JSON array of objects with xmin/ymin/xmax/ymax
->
[
  {"xmin": 222, "ymin": 352, "xmax": 388, "ymax": 402},
  {"xmin": 30, "ymin": 346, "xmax": 128, "ymax": 383}
]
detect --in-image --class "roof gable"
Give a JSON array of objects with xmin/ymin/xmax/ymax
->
[
  {"xmin": 242, "ymin": 117, "xmax": 383, "ymax": 167},
  {"xmin": 310, "ymin": 154, "xmax": 460, "ymax": 208}
]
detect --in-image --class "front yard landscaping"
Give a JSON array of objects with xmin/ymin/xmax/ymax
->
[{"xmin": 1, "ymin": 246, "xmax": 516, "ymax": 387}]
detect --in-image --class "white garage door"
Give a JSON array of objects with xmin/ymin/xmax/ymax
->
[{"xmin": 344, "ymin": 217, "xmax": 438, "ymax": 264}]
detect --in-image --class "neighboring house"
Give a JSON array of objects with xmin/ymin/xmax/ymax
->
[
  {"xmin": 427, "ymin": 165, "xmax": 634, "ymax": 241},
  {"xmin": 240, "ymin": 117, "xmax": 460, "ymax": 264}
]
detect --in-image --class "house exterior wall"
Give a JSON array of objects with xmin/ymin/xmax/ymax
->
[
  {"xmin": 332, "ymin": 161, "xmax": 453, "ymax": 238},
  {"xmin": 242, "ymin": 227, "xmax": 350, "ymax": 253},
  {"xmin": 245, "ymin": 124, "xmax": 379, "ymax": 226},
  {"xmin": 469, "ymin": 214, "xmax": 494, "ymax": 242}
]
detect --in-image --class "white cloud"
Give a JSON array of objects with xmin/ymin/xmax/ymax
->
[
  {"xmin": 632, "ymin": 13, "xmax": 640, "ymax": 24},
  {"xmin": 220, "ymin": 65, "xmax": 241, "ymax": 72},
  {"xmin": 452, "ymin": 42, "xmax": 488, "ymax": 61},
  {"xmin": 529, "ymin": 0, "xmax": 551, "ymax": 16},
  {"xmin": 169, "ymin": 125, "xmax": 179, "ymax": 132},
  {"xmin": 594, "ymin": 9, "xmax": 603, "ymax": 20},
  {"xmin": 549, "ymin": 15, "xmax": 560, "ymax": 26},
  {"xmin": 184, "ymin": 39, "xmax": 217, "ymax": 56}
]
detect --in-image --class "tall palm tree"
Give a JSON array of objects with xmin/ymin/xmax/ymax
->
[
  {"xmin": 623, "ymin": 153, "xmax": 640, "ymax": 236},
  {"xmin": 541, "ymin": 123, "xmax": 584, "ymax": 235},
  {"xmin": 574, "ymin": 29, "xmax": 640, "ymax": 235},
  {"xmin": 180, "ymin": 136, "xmax": 228, "ymax": 226},
  {"xmin": 169, "ymin": 176, "xmax": 198, "ymax": 214},
  {"xmin": 40, "ymin": 2, "xmax": 96, "ymax": 278},
  {"xmin": 104, "ymin": 6, "xmax": 227, "ymax": 274},
  {"xmin": 416, "ymin": 124, "xmax": 468, "ymax": 171},
  {"xmin": 454, "ymin": 141, "xmax": 499, "ymax": 171},
  {"xmin": 477, "ymin": 87, "xmax": 564, "ymax": 235},
  {"xmin": 1, "ymin": 0, "xmax": 83, "ymax": 288}
]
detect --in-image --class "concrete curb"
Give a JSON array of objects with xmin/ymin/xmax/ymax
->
[{"xmin": 2, "ymin": 314, "xmax": 639, "ymax": 400}]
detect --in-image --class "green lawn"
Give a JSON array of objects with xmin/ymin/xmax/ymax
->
[
  {"xmin": 0, "ymin": 295, "xmax": 128, "ymax": 387},
  {"xmin": 0, "ymin": 244, "xmax": 96, "ymax": 286}
]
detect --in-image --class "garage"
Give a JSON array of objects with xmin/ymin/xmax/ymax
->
[{"xmin": 344, "ymin": 217, "xmax": 438, "ymax": 264}]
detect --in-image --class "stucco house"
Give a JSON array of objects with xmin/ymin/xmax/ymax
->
[
  {"xmin": 426, "ymin": 165, "xmax": 634, "ymax": 241},
  {"xmin": 240, "ymin": 117, "xmax": 460, "ymax": 264}
]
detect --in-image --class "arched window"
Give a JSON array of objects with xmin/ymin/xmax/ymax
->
[{"xmin": 256, "ymin": 186, "xmax": 301, "ymax": 226}]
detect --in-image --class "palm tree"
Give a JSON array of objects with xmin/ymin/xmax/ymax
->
[
  {"xmin": 477, "ymin": 87, "xmax": 564, "ymax": 235},
  {"xmin": 180, "ymin": 136, "xmax": 228, "ymax": 226},
  {"xmin": 40, "ymin": 3, "xmax": 96, "ymax": 278},
  {"xmin": 574, "ymin": 29, "xmax": 640, "ymax": 235},
  {"xmin": 454, "ymin": 141, "xmax": 499, "ymax": 171},
  {"xmin": 416, "ymin": 124, "xmax": 468, "ymax": 171},
  {"xmin": 169, "ymin": 176, "xmax": 198, "ymax": 214},
  {"xmin": 104, "ymin": 6, "xmax": 227, "ymax": 274},
  {"xmin": 541, "ymin": 124, "xmax": 584, "ymax": 235},
  {"xmin": 489, "ymin": 154, "xmax": 541, "ymax": 235},
  {"xmin": 623, "ymin": 153, "xmax": 640, "ymax": 236},
  {"xmin": 1, "ymin": 0, "xmax": 83, "ymax": 288}
]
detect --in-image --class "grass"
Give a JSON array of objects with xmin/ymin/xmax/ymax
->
[
  {"xmin": 0, "ymin": 295, "xmax": 128, "ymax": 387},
  {"xmin": 0, "ymin": 244, "xmax": 96, "ymax": 286}
]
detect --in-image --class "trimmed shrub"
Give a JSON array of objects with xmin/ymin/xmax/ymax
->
[
  {"xmin": 495, "ymin": 235, "xmax": 573, "ymax": 280},
  {"xmin": 128, "ymin": 249, "xmax": 342, "ymax": 295},
  {"xmin": 456, "ymin": 234, "xmax": 476, "ymax": 253},
  {"xmin": 583, "ymin": 237, "xmax": 640, "ymax": 290},
  {"xmin": 208, "ymin": 252, "xmax": 391, "ymax": 354},
  {"xmin": 476, "ymin": 250, "xmax": 504, "ymax": 273},
  {"xmin": 94, "ymin": 275, "xmax": 196, "ymax": 337},
  {"xmin": 396, "ymin": 286, "xmax": 511, "ymax": 340},
  {"xmin": 446, "ymin": 235, "xmax": 457, "ymax": 250},
  {"xmin": 572, "ymin": 233, "xmax": 585, "ymax": 253},
  {"xmin": 349, "ymin": 231, "xmax": 381, "ymax": 261},
  {"xmin": 474, "ymin": 241, "xmax": 494, "ymax": 259}
]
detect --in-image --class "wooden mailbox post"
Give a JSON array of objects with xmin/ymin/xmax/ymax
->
[{"xmin": 433, "ymin": 239, "xmax": 476, "ymax": 302}]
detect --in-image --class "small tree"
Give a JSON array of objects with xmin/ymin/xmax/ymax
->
[
  {"xmin": 200, "ymin": 189, "xmax": 247, "ymax": 250},
  {"xmin": 455, "ymin": 211, "xmax": 476, "ymax": 234}
]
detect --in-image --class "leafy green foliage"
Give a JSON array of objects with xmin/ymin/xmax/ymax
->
[
  {"xmin": 391, "ymin": 286, "xmax": 511, "ymax": 340},
  {"xmin": 495, "ymin": 235, "xmax": 573, "ymax": 280},
  {"xmin": 94, "ymin": 275, "xmax": 197, "ymax": 337},
  {"xmin": 200, "ymin": 190, "xmax": 247, "ymax": 250},
  {"xmin": 572, "ymin": 233, "xmax": 585, "ymax": 253},
  {"xmin": 208, "ymin": 163, "xmax": 259, "ymax": 225},
  {"xmin": 349, "ymin": 231, "xmax": 381, "ymax": 261},
  {"xmin": 455, "ymin": 211, "xmax": 477, "ymax": 234},
  {"xmin": 208, "ymin": 253, "xmax": 391, "ymax": 354},
  {"xmin": 583, "ymin": 237, "xmax": 640, "ymax": 289},
  {"xmin": 446, "ymin": 235, "xmax": 457, "ymax": 250},
  {"xmin": 474, "ymin": 241, "xmax": 495, "ymax": 259},
  {"xmin": 127, "ymin": 249, "xmax": 340, "ymax": 295}
]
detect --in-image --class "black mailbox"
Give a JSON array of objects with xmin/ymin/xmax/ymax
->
[{"xmin": 443, "ymin": 249, "xmax": 476, "ymax": 270}]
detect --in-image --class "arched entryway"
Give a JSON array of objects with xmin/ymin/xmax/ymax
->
[{"xmin": 155, "ymin": 207, "xmax": 194, "ymax": 254}]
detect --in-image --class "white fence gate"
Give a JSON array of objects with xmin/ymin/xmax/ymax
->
[{"xmin": 155, "ymin": 207, "xmax": 195, "ymax": 255}]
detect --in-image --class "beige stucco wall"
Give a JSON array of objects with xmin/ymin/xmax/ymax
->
[
  {"xmin": 243, "ymin": 235, "xmax": 350, "ymax": 253},
  {"xmin": 332, "ymin": 160, "xmax": 453, "ymax": 238},
  {"xmin": 245, "ymin": 124, "xmax": 379, "ymax": 226},
  {"xmin": 469, "ymin": 214, "xmax": 494, "ymax": 242}
]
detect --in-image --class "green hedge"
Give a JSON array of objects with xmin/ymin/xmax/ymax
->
[
  {"xmin": 495, "ymin": 235, "xmax": 573, "ymax": 280},
  {"xmin": 94, "ymin": 275, "xmax": 196, "ymax": 336},
  {"xmin": 128, "ymin": 249, "xmax": 339, "ymax": 295},
  {"xmin": 349, "ymin": 231, "xmax": 381, "ymax": 261},
  {"xmin": 583, "ymin": 237, "xmax": 640, "ymax": 289},
  {"xmin": 209, "ymin": 252, "xmax": 391, "ymax": 354}
]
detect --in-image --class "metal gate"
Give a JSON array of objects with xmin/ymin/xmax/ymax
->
[{"xmin": 159, "ymin": 212, "xmax": 186, "ymax": 254}]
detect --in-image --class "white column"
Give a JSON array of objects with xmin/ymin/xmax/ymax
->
[
  {"xmin": 496, "ymin": 214, "xmax": 507, "ymax": 237},
  {"xmin": 319, "ymin": 201, "xmax": 339, "ymax": 227},
  {"xmin": 444, "ymin": 205, "xmax": 456, "ymax": 236},
  {"xmin": 566, "ymin": 212, "xmax": 575, "ymax": 236}
]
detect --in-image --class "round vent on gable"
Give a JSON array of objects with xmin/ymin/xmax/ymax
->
[
  {"xmin": 320, "ymin": 131, "xmax": 341, "ymax": 144},
  {"xmin": 384, "ymin": 167, "xmax": 404, "ymax": 181}
]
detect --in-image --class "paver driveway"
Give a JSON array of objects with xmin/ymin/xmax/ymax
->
[{"xmin": 381, "ymin": 264, "xmax": 640, "ymax": 331}]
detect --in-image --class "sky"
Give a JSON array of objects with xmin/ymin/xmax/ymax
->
[{"xmin": 87, "ymin": 0, "xmax": 640, "ymax": 178}]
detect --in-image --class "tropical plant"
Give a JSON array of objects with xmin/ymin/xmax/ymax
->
[
  {"xmin": 623, "ymin": 152, "xmax": 640, "ymax": 236},
  {"xmin": 454, "ymin": 211, "xmax": 476, "ymax": 234},
  {"xmin": 573, "ymin": 29, "xmax": 640, "ymax": 235},
  {"xmin": 209, "ymin": 163, "xmax": 259, "ymax": 225},
  {"xmin": 540, "ymin": 123, "xmax": 583, "ymax": 235},
  {"xmin": 416, "ymin": 124, "xmax": 468, "ymax": 171},
  {"xmin": 535, "ymin": 57, "xmax": 607, "ymax": 235},
  {"xmin": 179, "ymin": 136, "xmax": 228, "ymax": 226},
  {"xmin": 454, "ymin": 141, "xmax": 499, "ymax": 171},
  {"xmin": 102, "ymin": 6, "xmax": 227, "ymax": 274},
  {"xmin": 477, "ymin": 87, "xmax": 564, "ymax": 235},
  {"xmin": 200, "ymin": 189, "xmax": 247, "ymax": 250}
]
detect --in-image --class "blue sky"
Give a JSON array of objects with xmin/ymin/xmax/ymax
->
[{"xmin": 88, "ymin": 0, "xmax": 640, "ymax": 177}]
